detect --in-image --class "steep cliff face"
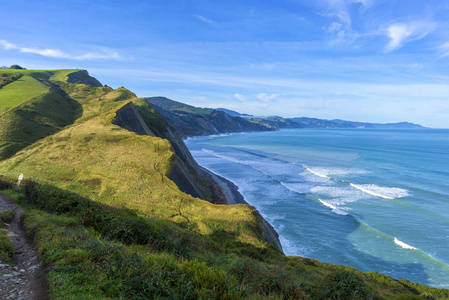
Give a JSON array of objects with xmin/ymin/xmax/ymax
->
[
  {"xmin": 113, "ymin": 101, "xmax": 213, "ymax": 201},
  {"xmin": 112, "ymin": 102, "xmax": 156, "ymax": 136},
  {"xmin": 66, "ymin": 70, "xmax": 103, "ymax": 87},
  {"xmin": 146, "ymin": 97, "xmax": 274, "ymax": 138}
]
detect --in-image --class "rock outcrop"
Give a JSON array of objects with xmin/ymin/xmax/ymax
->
[{"xmin": 66, "ymin": 70, "xmax": 102, "ymax": 87}]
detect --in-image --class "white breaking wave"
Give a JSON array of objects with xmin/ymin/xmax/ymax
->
[
  {"xmin": 319, "ymin": 198, "xmax": 336, "ymax": 209},
  {"xmin": 350, "ymin": 183, "xmax": 409, "ymax": 199},
  {"xmin": 394, "ymin": 237, "xmax": 417, "ymax": 250},
  {"xmin": 303, "ymin": 165, "xmax": 329, "ymax": 178},
  {"xmin": 318, "ymin": 199, "xmax": 349, "ymax": 216}
]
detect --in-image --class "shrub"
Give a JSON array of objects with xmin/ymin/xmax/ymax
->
[
  {"xmin": 315, "ymin": 269, "xmax": 374, "ymax": 299},
  {"xmin": 0, "ymin": 179, "xmax": 14, "ymax": 190},
  {"xmin": 0, "ymin": 210, "xmax": 14, "ymax": 224},
  {"xmin": 0, "ymin": 230, "xmax": 14, "ymax": 264}
]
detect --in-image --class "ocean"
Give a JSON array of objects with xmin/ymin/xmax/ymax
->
[{"xmin": 185, "ymin": 128, "xmax": 449, "ymax": 289}]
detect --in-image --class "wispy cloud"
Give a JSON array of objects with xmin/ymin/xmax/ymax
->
[
  {"xmin": 317, "ymin": 0, "xmax": 373, "ymax": 45},
  {"xmin": 234, "ymin": 93, "xmax": 247, "ymax": 101},
  {"xmin": 256, "ymin": 93, "xmax": 279, "ymax": 102},
  {"xmin": 195, "ymin": 15, "xmax": 215, "ymax": 25},
  {"xmin": 385, "ymin": 22, "xmax": 435, "ymax": 52},
  {"xmin": 0, "ymin": 40, "xmax": 121, "ymax": 60},
  {"xmin": 437, "ymin": 42, "xmax": 449, "ymax": 58}
]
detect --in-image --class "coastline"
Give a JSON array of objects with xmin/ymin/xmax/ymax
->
[
  {"xmin": 201, "ymin": 166, "xmax": 284, "ymax": 252},
  {"xmin": 205, "ymin": 168, "xmax": 247, "ymax": 205}
]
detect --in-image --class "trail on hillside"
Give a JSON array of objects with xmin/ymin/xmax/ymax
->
[{"xmin": 0, "ymin": 193, "xmax": 48, "ymax": 300}]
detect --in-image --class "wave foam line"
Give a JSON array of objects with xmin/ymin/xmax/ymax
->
[
  {"xmin": 394, "ymin": 237, "xmax": 418, "ymax": 250},
  {"xmin": 350, "ymin": 183, "xmax": 394, "ymax": 199},
  {"xmin": 302, "ymin": 165, "xmax": 329, "ymax": 178},
  {"xmin": 318, "ymin": 199, "xmax": 349, "ymax": 215}
]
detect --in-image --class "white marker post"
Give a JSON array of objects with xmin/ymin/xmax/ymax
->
[{"xmin": 17, "ymin": 173, "xmax": 24, "ymax": 188}]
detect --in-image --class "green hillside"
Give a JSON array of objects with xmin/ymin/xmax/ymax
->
[
  {"xmin": 0, "ymin": 69, "xmax": 110, "ymax": 160},
  {"xmin": 0, "ymin": 69, "xmax": 448, "ymax": 299},
  {"xmin": 0, "ymin": 75, "xmax": 48, "ymax": 108}
]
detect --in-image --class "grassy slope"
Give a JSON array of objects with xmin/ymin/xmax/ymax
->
[
  {"xmin": 0, "ymin": 69, "xmax": 111, "ymax": 160},
  {"xmin": 0, "ymin": 103, "xmax": 269, "ymax": 245},
  {"xmin": 0, "ymin": 75, "xmax": 48, "ymax": 107}
]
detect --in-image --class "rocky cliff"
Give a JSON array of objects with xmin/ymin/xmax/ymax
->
[{"xmin": 66, "ymin": 70, "xmax": 103, "ymax": 87}]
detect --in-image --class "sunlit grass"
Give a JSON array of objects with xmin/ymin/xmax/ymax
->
[{"xmin": 0, "ymin": 75, "xmax": 48, "ymax": 107}]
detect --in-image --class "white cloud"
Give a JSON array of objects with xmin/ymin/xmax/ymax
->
[
  {"xmin": 234, "ymin": 93, "xmax": 247, "ymax": 101},
  {"xmin": 0, "ymin": 40, "xmax": 121, "ymax": 60},
  {"xmin": 385, "ymin": 24, "xmax": 412, "ymax": 52},
  {"xmin": 256, "ymin": 93, "xmax": 279, "ymax": 102},
  {"xmin": 385, "ymin": 22, "xmax": 435, "ymax": 52}
]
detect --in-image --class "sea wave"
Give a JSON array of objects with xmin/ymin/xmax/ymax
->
[
  {"xmin": 303, "ymin": 165, "xmax": 329, "ymax": 178},
  {"xmin": 350, "ymin": 183, "xmax": 409, "ymax": 199},
  {"xmin": 394, "ymin": 237, "xmax": 418, "ymax": 250},
  {"xmin": 318, "ymin": 199, "xmax": 349, "ymax": 215}
]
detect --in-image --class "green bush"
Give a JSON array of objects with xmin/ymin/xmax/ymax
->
[
  {"xmin": 315, "ymin": 269, "xmax": 375, "ymax": 299},
  {"xmin": 0, "ymin": 211, "xmax": 15, "ymax": 264},
  {"xmin": 0, "ymin": 210, "xmax": 14, "ymax": 224},
  {"xmin": 0, "ymin": 179, "xmax": 14, "ymax": 190}
]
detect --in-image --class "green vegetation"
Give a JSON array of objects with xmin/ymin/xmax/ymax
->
[
  {"xmin": 0, "ymin": 75, "xmax": 48, "ymax": 107},
  {"xmin": 0, "ymin": 69, "xmax": 447, "ymax": 299},
  {"xmin": 0, "ymin": 210, "xmax": 15, "ymax": 264},
  {"xmin": 0, "ymin": 69, "xmax": 106, "ymax": 160}
]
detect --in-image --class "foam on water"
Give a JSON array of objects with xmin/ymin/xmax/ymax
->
[
  {"xmin": 394, "ymin": 237, "xmax": 418, "ymax": 250},
  {"xmin": 350, "ymin": 183, "xmax": 409, "ymax": 199},
  {"xmin": 318, "ymin": 199, "xmax": 349, "ymax": 215},
  {"xmin": 303, "ymin": 165, "xmax": 329, "ymax": 178}
]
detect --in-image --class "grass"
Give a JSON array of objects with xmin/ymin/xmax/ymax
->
[
  {"xmin": 0, "ymin": 75, "xmax": 48, "ymax": 107},
  {"xmin": 0, "ymin": 89, "xmax": 81, "ymax": 160},
  {"xmin": 0, "ymin": 104, "xmax": 273, "ymax": 251},
  {"xmin": 0, "ymin": 210, "xmax": 15, "ymax": 264},
  {"xmin": 0, "ymin": 69, "xmax": 106, "ymax": 160}
]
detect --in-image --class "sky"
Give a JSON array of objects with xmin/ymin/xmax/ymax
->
[{"xmin": 1, "ymin": 0, "xmax": 449, "ymax": 128}]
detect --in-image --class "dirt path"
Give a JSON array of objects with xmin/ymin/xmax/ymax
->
[{"xmin": 0, "ymin": 193, "xmax": 48, "ymax": 300}]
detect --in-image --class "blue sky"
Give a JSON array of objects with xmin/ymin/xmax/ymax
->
[{"xmin": 2, "ymin": 0, "xmax": 449, "ymax": 128}]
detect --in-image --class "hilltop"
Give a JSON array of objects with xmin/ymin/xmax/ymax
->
[{"xmin": 0, "ymin": 69, "xmax": 446, "ymax": 299}]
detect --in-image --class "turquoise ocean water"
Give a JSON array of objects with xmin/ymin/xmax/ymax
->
[{"xmin": 185, "ymin": 128, "xmax": 449, "ymax": 288}]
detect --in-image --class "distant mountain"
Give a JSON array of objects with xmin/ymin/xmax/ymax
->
[
  {"xmin": 210, "ymin": 108, "xmax": 425, "ymax": 129},
  {"xmin": 290, "ymin": 117, "xmax": 425, "ymax": 129},
  {"xmin": 249, "ymin": 116, "xmax": 304, "ymax": 129},
  {"xmin": 146, "ymin": 97, "xmax": 274, "ymax": 137}
]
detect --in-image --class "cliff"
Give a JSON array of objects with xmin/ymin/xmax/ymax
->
[{"xmin": 66, "ymin": 70, "xmax": 103, "ymax": 87}]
